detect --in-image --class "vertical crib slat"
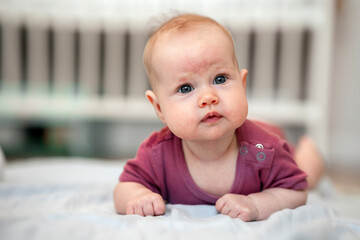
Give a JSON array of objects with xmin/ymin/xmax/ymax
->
[
  {"xmin": 233, "ymin": 30, "xmax": 251, "ymax": 71},
  {"xmin": 27, "ymin": 22, "xmax": 49, "ymax": 93},
  {"xmin": 1, "ymin": 20, "xmax": 21, "ymax": 92},
  {"xmin": 53, "ymin": 24, "xmax": 76, "ymax": 95},
  {"xmin": 251, "ymin": 29, "xmax": 277, "ymax": 99},
  {"xmin": 233, "ymin": 30, "xmax": 252, "ymax": 93},
  {"xmin": 278, "ymin": 28, "xmax": 302, "ymax": 100},
  {"xmin": 103, "ymin": 29, "xmax": 125, "ymax": 97},
  {"xmin": 127, "ymin": 31, "xmax": 148, "ymax": 97},
  {"xmin": 78, "ymin": 27, "xmax": 100, "ymax": 96}
]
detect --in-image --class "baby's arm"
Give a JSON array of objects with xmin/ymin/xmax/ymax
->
[
  {"xmin": 113, "ymin": 182, "xmax": 166, "ymax": 216},
  {"xmin": 215, "ymin": 188, "xmax": 307, "ymax": 221}
]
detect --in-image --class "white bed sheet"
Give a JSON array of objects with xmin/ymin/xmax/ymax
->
[{"xmin": 0, "ymin": 158, "xmax": 360, "ymax": 240}]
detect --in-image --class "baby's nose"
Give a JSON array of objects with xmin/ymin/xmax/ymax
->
[{"xmin": 199, "ymin": 92, "xmax": 219, "ymax": 107}]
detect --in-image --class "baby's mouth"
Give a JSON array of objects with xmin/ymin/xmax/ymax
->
[{"xmin": 201, "ymin": 112, "xmax": 222, "ymax": 123}]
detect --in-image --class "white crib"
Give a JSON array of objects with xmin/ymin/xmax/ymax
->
[{"xmin": 0, "ymin": 0, "xmax": 334, "ymax": 158}]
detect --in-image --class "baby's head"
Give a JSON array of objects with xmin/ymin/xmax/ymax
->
[
  {"xmin": 144, "ymin": 14, "xmax": 238, "ymax": 90},
  {"xmin": 144, "ymin": 14, "xmax": 248, "ymax": 141}
]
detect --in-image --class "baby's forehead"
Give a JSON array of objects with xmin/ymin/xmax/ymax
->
[{"xmin": 154, "ymin": 28, "xmax": 236, "ymax": 73}]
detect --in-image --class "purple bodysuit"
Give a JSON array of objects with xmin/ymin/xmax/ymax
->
[{"xmin": 119, "ymin": 119, "xmax": 308, "ymax": 205}]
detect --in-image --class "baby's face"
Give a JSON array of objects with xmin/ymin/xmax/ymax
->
[{"xmin": 148, "ymin": 26, "xmax": 248, "ymax": 141}]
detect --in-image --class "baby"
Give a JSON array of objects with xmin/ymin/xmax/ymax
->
[{"xmin": 113, "ymin": 14, "xmax": 323, "ymax": 221}]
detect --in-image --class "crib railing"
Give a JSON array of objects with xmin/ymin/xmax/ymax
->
[{"xmin": 0, "ymin": 0, "xmax": 334, "ymax": 156}]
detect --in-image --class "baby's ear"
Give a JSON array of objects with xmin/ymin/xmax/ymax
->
[
  {"xmin": 145, "ymin": 90, "xmax": 166, "ymax": 123},
  {"xmin": 240, "ymin": 69, "xmax": 248, "ymax": 89}
]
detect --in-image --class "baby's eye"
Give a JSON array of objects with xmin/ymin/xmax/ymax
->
[
  {"xmin": 178, "ymin": 84, "xmax": 194, "ymax": 93},
  {"xmin": 213, "ymin": 75, "xmax": 227, "ymax": 85}
]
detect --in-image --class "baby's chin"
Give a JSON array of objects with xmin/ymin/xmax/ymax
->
[{"xmin": 175, "ymin": 128, "xmax": 238, "ymax": 142}]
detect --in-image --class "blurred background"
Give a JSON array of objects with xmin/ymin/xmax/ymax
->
[{"xmin": 0, "ymin": 0, "xmax": 359, "ymax": 177}]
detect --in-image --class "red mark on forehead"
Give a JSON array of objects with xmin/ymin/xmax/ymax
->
[{"xmin": 182, "ymin": 51, "xmax": 212, "ymax": 74}]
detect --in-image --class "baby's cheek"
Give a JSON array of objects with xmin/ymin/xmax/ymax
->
[
  {"xmin": 167, "ymin": 114, "xmax": 196, "ymax": 139},
  {"xmin": 231, "ymin": 107, "xmax": 247, "ymax": 119},
  {"xmin": 225, "ymin": 98, "xmax": 248, "ymax": 124}
]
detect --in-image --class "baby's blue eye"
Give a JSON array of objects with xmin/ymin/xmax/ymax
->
[
  {"xmin": 213, "ymin": 75, "xmax": 227, "ymax": 85},
  {"xmin": 178, "ymin": 84, "xmax": 194, "ymax": 93}
]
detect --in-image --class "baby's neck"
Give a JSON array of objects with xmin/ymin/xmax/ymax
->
[{"xmin": 182, "ymin": 131, "xmax": 238, "ymax": 163}]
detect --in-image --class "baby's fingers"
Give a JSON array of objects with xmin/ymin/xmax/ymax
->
[
  {"xmin": 125, "ymin": 204, "xmax": 135, "ymax": 215},
  {"xmin": 125, "ymin": 200, "xmax": 145, "ymax": 216},
  {"xmin": 142, "ymin": 202, "xmax": 155, "ymax": 216},
  {"xmin": 217, "ymin": 202, "xmax": 241, "ymax": 218},
  {"xmin": 126, "ymin": 194, "xmax": 165, "ymax": 216},
  {"xmin": 134, "ymin": 205, "xmax": 145, "ymax": 216},
  {"xmin": 151, "ymin": 195, "xmax": 166, "ymax": 215},
  {"xmin": 143, "ymin": 200, "xmax": 165, "ymax": 216},
  {"xmin": 215, "ymin": 197, "xmax": 226, "ymax": 213},
  {"xmin": 237, "ymin": 209, "xmax": 253, "ymax": 222}
]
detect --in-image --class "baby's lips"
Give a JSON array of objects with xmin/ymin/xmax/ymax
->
[{"xmin": 201, "ymin": 111, "xmax": 222, "ymax": 122}]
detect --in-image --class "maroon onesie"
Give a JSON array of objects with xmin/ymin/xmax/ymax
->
[{"xmin": 120, "ymin": 119, "xmax": 308, "ymax": 205}]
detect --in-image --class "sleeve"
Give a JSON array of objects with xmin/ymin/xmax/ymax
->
[
  {"xmin": 119, "ymin": 141, "xmax": 164, "ymax": 195},
  {"xmin": 263, "ymin": 139, "xmax": 308, "ymax": 191}
]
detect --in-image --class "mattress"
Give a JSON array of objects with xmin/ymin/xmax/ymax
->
[{"xmin": 0, "ymin": 158, "xmax": 359, "ymax": 240}]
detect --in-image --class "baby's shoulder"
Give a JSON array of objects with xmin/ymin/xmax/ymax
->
[
  {"xmin": 238, "ymin": 120, "xmax": 295, "ymax": 165},
  {"xmin": 238, "ymin": 119, "xmax": 283, "ymax": 149},
  {"xmin": 142, "ymin": 126, "xmax": 176, "ymax": 149}
]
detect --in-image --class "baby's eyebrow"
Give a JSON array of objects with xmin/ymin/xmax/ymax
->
[
  {"xmin": 169, "ymin": 76, "xmax": 192, "ymax": 90},
  {"xmin": 177, "ymin": 77, "xmax": 189, "ymax": 83},
  {"xmin": 175, "ymin": 74, "xmax": 194, "ymax": 83}
]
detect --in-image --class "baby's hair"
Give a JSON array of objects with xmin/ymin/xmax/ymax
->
[{"xmin": 143, "ymin": 14, "xmax": 237, "ymax": 89}]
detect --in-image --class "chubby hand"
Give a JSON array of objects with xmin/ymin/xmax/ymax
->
[
  {"xmin": 126, "ymin": 192, "xmax": 166, "ymax": 216},
  {"xmin": 215, "ymin": 194, "xmax": 258, "ymax": 221}
]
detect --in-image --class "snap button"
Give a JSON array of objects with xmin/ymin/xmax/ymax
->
[
  {"xmin": 240, "ymin": 146, "xmax": 248, "ymax": 156},
  {"xmin": 255, "ymin": 143, "xmax": 264, "ymax": 149},
  {"xmin": 256, "ymin": 152, "xmax": 266, "ymax": 161}
]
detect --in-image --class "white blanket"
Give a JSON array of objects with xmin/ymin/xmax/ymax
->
[{"xmin": 0, "ymin": 158, "xmax": 360, "ymax": 240}]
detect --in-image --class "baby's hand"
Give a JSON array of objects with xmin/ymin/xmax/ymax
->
[
  {"xmin": 126, "ymin": 192, "xmax": 165, "ymax": 216},
  {"xmin": 215, "ymin": 194, "xmax": 258, "ymax": 221}
]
